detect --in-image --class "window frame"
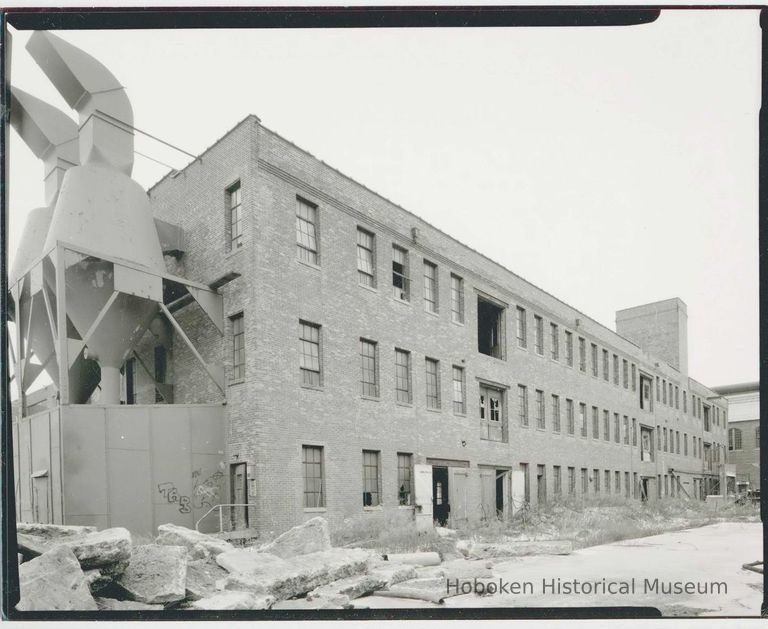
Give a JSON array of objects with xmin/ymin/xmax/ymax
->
[
  {"xmin": 296, "ymin": 196, "xmax": 320, "ymax": 265},
  {"xmin": 356, "ymin": 227, "xmax": 376, "ymax": 288}
]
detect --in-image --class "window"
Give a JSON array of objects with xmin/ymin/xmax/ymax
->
[
  {"xmin": 516, "ymin": 307, "xmax": 527, "ymax": 348},
  {"xmin": 581, "ymin": 468, "xmax": 588, "ymax": 494},
  {"xmin": 534, "ymin": 315, "xmax": 544, "ymax": 355},
  {"xmin": 684, "ymin": 433, "xmax": 688, "ymax": 456},
  {"xmin": 676, "ymin": 430, "xmax": 681, "ymax": 454},
  {"xmin": 663, "ymin": 427, "xmax": 668, "ymax": 452},
  {"xmin": 675, "ymin": 386, "xmax": 679, "ymax": 409},
  {"xmin": 641, "ymin": 426, "xmax": 654, "ymax": 462},
  {"xmin": 568, "ymin": 467, "xmax": 576, "ymax": 496},
  {"xmin": 625, "ymin": 472, "xmax": 631, "ymax": 498},
  {"xmin": 602, "ymin": 349, "xmax": 609, "ymax": 381},
  {"xmin": 591, "ymin": 343, "xmax": 598, "ymax": 377},
  {"xmin": 683, "ymin": 391, "xmax": 687, "ymax": 413},
  {"xmin": 227, "ymin": 181, "xmax": 242, "ymax": 250},
  {"xmin": 640, "ymin": 375, "xmax": 653, "ymax": 411},
  {"xmin": 477, "ymin": 296, "xmax": 505, "ymax": 358},
  {"xmin": 397, "ymin": 453, "xmax": 413, "ymax": 506},
  {"xmin": 593, "ymin": 468, "xmax": 600, "ymax": 494},
  {"xmin": 616, "ymin": 471, "xmax": 621, "ymax": 494},
  {"xmin": 579, "ymin": 403, "xmax": 587, "ymax": 437},
  {"xmin": 614, "ymin": 413, "xmax": 620, "ymax": 443},
  {"xmin": 299, "ymin": 321, "xmax": 321, "ymax": 386},
  {"xmin": 703, "ymin": 405, "xmax": 711, "ymax": 432},
  {"xmin": 550, "ymin": 323, "xmax": 559, "ymax": 360},
  {"xmin": 302, "ymin": 445, "xmax": 325, "ymax": 508},
  {"xmin": 623, "ymin": 416, "xmax": 629, "ymax": 445},
  {"xmin": 566, "ymin": 399, "xmax": 574, "ymax": 434},
  {"xmin": 521, "ymin": 463, "xmax": 530, "ymax": 504},
  {"xmin": 394, "ymin": 349, "xmax": 412, "ymax": 404},
  {"xmin": 360, "ymin": 339, "xmax": 379, "ymax": 397},
  {"xmin": 296, "ymin": 197, "xmax": 319, "ymax": 264},
  {"xmin": 230, "ymin": 312, "xmax": 245, "ymax": 381},
  {"xmin": 603, "ymin": 410, "xmax": 610, "ymax": 441},
  {"xmin": 604, "ymin": 470, "xmax": 611, "ymax": 494},
  {"xmin": 565, "ymin": 331, "xmax": 573, "ymax": 367},
  {"xmin": 552, "ymin": 395, "xmax": 561, "ymax": 432},
  {"xmin": 592, "ymin": 406, "xmax": 599, "ymax": 439},
  {"xmin": 537, "ymin": 464, "xmax": 547, "ymax": 504},
  {"xmin": 519, "ymin": 385, "xmax": 529, "ymax": 427},
  {"xmin": 536, "ymin": 390, "xmax": 545, "ymax": 429},
  {"xmin": 392, "ymin": 245, "xmax": 410, "ymax": 301},
  {"xmin": 632, "ymin": 418, "xmax": 637, "ymax": 446},
  {"xmin": 631, "ymin": 364, "xmax": 636, "ymax": 391},
  {"xmin": 356, "ymin": 228, "xmax": 375, "ymax": 287},
  {"xmin": 362, "ymin": 450, "xmax": 381, "ymax": 507},
  {"xmin": 578, "ymin": 337, "xmax": 586, "ymax": 372},
  {"xmin": 632, "ymin": 472, "xmax": 637, "ymax": 498},
  {"xmin": 622, "ymin": 360, "xmax": 628, "ymax": 389},
  {"xmin": 663, "ymin": 380, "xmax": 667, "ymax": 405},
  {"xmin": 452, "ymin": 366, "xmax": 466, "ymax": 414},
  {"xmin": 613, "ymin": 354, "xmax": 619, "ymax": 385},
  {"xmin": 480, "ymin": 384, "xmax": 505, "ymax": 442},
  {"xmin": 554, "ymin": 466, "xmax": 562, "ymax": 495},
  {"xmin": 450, "ymin": 274, "xmax": 464, "ymax": 323},
  {"xmin": 656, "ymin": 377, "xmax": 661, "ymax": 402},
  {"xmin": 423, "ymin": 260, "xmax": 438, "ymax": 313},
  {"xmin": 425, "ymin": 358, "xmax": 441, "ymax": 409},
  {"xmin": 728, "ymin": 428, "xmax": 742, "ymax": 451}
]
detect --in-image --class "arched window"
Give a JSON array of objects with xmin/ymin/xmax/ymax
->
[{"xmin": 728, "ymin": 428, "xmax": 742, "ymax": 451}]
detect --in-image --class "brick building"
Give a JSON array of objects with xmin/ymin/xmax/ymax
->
[
  {"xmin": 713, "ymin": 382, "xmax": 760, "ymax": 495},
  {"xmin": 133, "ymin": 114, "xmax": 729, "ymax": 533}
]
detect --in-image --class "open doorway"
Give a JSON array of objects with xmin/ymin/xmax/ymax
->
[
  {"xmin": 229, "ymin": 462, "xmax": 248, "ymax": 529},
  {"xmin": 496, "ymin": 470, "xmax": 505, "ymax": 517},
  {"xmin": 432, "ymin": 466, "xmax": 450, "ymax": 526}
]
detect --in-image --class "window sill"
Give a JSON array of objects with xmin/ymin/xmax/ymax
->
[
  {"xmin": 451, "ymin": 319, "xmax": 465, "ymax": 327},
  {"xmin": 425, "ymin": 309, "xmax": 440, "ymax": 318},
  {"xmin": 453, "ymin": 412, "xmax": 467, "ymax": 418},
  {"xmin": 300, "ymin": 384, "xmax": 324, "ymax": 392},
  {"xmin": 225, "ymin": 246, "xmax": 245, "ymax": 259},
  {"xmin": 361, "ymin": 395, "xmax": 380, "ymax": 402},
  {"xmin": 391, "ymin": 296, "xmax": 411, "ymax": 306},
  {"xmin": 426, "ymin": 407, "xmax": 442, "ymax": 413},
  {"xmin": 363, "ymin": 506, "xmax": 383, "ymax": 512},
  {"xmin": 297, "ymin": 258, "xmax": 321, "ymax": 272},
  {"xmin": 304, "ymin": 507, "xmax": 327, "ymax": 513},
  {"xmin": 229, "ymin": 379, "xmax": 245, "ymax": 387},
  {"xmin": 396, "ymin": 401, "xmax": 414, "ymax": 408},
  {"xmin": 358, "ymin": 283, "xmax": 378, "ymax": 294}
]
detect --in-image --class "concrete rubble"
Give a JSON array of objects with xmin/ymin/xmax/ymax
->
[{"xmin": 15, "ymin": 516, "xmax": 576, "ymax": 611}]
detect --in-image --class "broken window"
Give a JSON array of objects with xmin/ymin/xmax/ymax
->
[
  {"xmin": 452, "ymin": 366, "xmax": 466, "ymax": 414},
  {"xmin": 477, "ymin": 297, "xmax": 505, "ymax": 358},
  {"xmin": 423, "ymin": 260, "xmax": 438, "ymax": 313},
  {"xmin": 296, "ymin": 197, "xmax": 319, "ymax": 265},
  {"xmin": 227, "ymin": 181, "xmax": 242, "ymax": 250},
  {"xmin": 302, "ymin": 445, "xmax": 325, "ymax": 508},
  {"xmin": 425, "ymin": 358, "xmax": 441, "ymax": 409},
  {"xmin": 362, "ymin": 450, "xmax": 381, "ymax": 507},
  {"xmin": 397, "ymin": 453, "xmax": 413, "ymax": 506},
  {"xmin": 450, "ymin": 274, "xmax": 464, "ymax": 323},
  {"xmin": 299, "ymin": 321, "xmax": 321, "ymax": 387},
  {"xmin": 394, "ymin": 349, "xmax": 411, "ymax": 404},
  {"xmin": 551, "ymin": 395, "xmax": 561, "ymax": 432},
  {"xmin": 230, "ymin": 312, "xmax": 245, "ymax": 381},
  {"xmin": 480, "ymin": 384, "xmax": 505, "ymax": 442},
  {"xmin": 516, "ymin": 307, "xmax": 527, "ymax": 348},
  {"xmin": 360, "ymin": 338, "xmax": 379, "ymax": 397},
  {"xmin": 356, "ymin": 228, "xmax": 375, "ymax": 287},
  {"xmin": 392, "ymin": 245, "xmax": 410, "ymax": 301},
  {"xmin": 550, "ymin": 323, "xmax": 559, "ymax": 360}
]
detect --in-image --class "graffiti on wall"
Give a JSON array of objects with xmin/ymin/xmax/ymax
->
[{"xmin": 157, "ymin": 467, "xmax": 224, "ymax": 514}]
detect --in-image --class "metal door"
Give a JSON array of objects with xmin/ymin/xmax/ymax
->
[
  {"xmin": 413, "ymin": 464, "xmax": 433, "ymax": 530},
  {"xmin": 449, "ymin": 467, "xmax": 469, "ymax": 524},
  {"xmin": 229, "ymin": 462, "xmax": 248, "ymax": 529},
  {"xmin": 32, "ymin": 475, "xmax": 50, "ymax": 524}
]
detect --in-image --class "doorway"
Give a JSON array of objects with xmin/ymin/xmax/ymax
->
[
  {"xmin": 640, "ymin": 477, "xmax": 649, "ymax": 502},
  {"xmin": 432, "ymin": 466, "xmax": 450, "ymax": 526},
  {"xmin": 495, "ymin": 470, "xmax": 505, "ymax": 517},
  {"xmin": 229, "ymin": 462, "xmax": 248, "ymax": 529}
]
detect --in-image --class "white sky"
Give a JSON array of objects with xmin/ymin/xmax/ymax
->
[{"xmin": 7, "ymin": 9, "xmax": 760, "ymax": 388}]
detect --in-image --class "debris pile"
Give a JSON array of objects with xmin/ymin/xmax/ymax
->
[{"xmin": 15, "ymin": 516, "xmax": 573, "ymax": 611}]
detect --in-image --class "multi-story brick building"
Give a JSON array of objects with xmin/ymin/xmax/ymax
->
[
  {"xmin": 133, "ymin": 114, "xmax": 729, "ymax": 533},
  {"xmin": 713, "ymin": 382, "xmax": 760, "ymax": 495}
]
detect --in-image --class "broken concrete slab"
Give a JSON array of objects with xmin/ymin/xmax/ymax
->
[
  {"xmin": 116, "ymin": 545, "xmax": 187, "ymax": 605},
  {"xmin": 382, "ymin": 551, "xmax": 441, "ymax": 566},
  {"xmin": 219, "ymin": 548, "xmax": 374, "ymax": 601},
  {"xmin": 156, "ymin": 523, "xmax": 234, "ymax": 558},
  {"xmin": 368, "ymin": 562, "xmax": 418, "ymax": 588},
  {"xmin": 17, "ymin": 532, "xmax": 52, "ymax": 559},
  {"xmin": 95, "ymin": 597, "xmax": 164, "ymax": 611},
  {"xmin": 185, "ymin": 559, "xmax": 229, "ymax": 601},
  {"xmin": 17, "ymin": 522, "xmax": 97, "ymax": 539},
  {"xmin": 258, "ymin": 516, "xmax": 331, "ymax": 558},
  {"xmin": 188, "ymin": 591, "xmax": 276, "ymax": 610},
  {"xmin": 307, "ymin": 573, "xmax": 388, "ymax": 605},
  {"xmin": 84, "ymin": 568, "xmax": 114, "ymax": 594},
  {"xmin": 460, "ymin": 539, "xmax": 572, "ymax": 559},
  {"xmin": 216, "ymin": 549, "xmax": 287, "ymax": 575},
  {"xmin": 419, "ymin": 558, "xmax": 494, "ymax": 580},
  {"xmin": 373, "ymin": 577, "xmax": 448, "ymax": 605},
  {"xmin": 17, "ymin": 545, "xmax": 98, "ymax": 611},
  {"xmin": 62, "ymin": 527, "xmax": 133, "ymax": 571}
]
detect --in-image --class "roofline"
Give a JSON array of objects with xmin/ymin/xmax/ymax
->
[{"xmin": 711, "ymin": 382, "xmax": 760, "ymax": 396}]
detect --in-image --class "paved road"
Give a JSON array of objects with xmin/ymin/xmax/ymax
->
[{"xmin": 359, "ymin": 521, "xmax": 763, "ymax": 616}]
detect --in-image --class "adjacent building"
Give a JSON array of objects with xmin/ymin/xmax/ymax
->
[
  {"xmin": 713, "ymin": 381, "xmax": 760, "ymax": 495},
  {"xmin": 127, "ymin": 114, "xmax": 731, "ymax": 533}
]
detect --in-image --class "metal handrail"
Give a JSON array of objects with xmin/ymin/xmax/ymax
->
[{"xmin": 195, "ymin": 503, "xmax": 250, "ymax": 532}]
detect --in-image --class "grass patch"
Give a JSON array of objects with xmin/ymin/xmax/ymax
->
[{"xmin": 330, "ymin": 509, "xmax": 448, "ymax": 554}]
